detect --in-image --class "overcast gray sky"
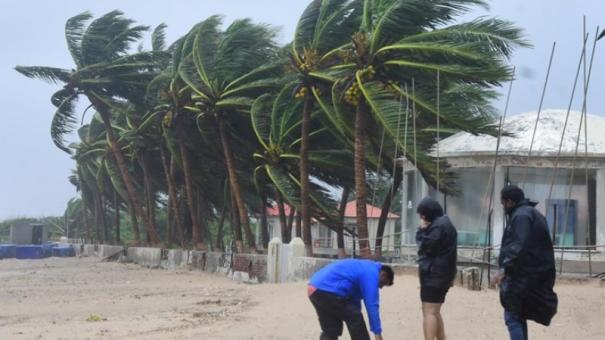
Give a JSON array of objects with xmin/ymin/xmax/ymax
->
[{"xmin": 0, "ymin": 0, "xmax": 604, "ymax": 220}]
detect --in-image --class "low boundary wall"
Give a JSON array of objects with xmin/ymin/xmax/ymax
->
[
  {"xmin": 74, "ymin": 239, "xmax": 597, "ymax": 289},
  {"xmin": 74, "ymin": 243, "xmax": 265, "ymax": 283}
]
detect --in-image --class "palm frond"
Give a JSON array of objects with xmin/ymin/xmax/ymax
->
[
  {"xmin": 14, "ymin": 66, "xmax": 71, "ymax": 84},
  {"xmin": 369, "ymin": 0, "xmax": 487, "ymax": 50},
  {"xmin": 250, "ymin": 94, "xmax": 273, "ymax": 149},
  {"xmin": 50, "ymin": 89, "xmax": 79, "ymax": 153},
  {"xmin": 104, "ymin": 157, "xmax": 130, "ymax": 202},
  {"xmin": 80, "ymin": 10, "xmax": 148, "ymax": 65},
  {"xmin": 178, "ymin": 54, "xmax": 212, "ymax": 99},
  {"xmin": 65, "ymin": 11, "xmax": 93, "ymax": 67},
  {"xmin": 293, "ymin": 0, "xmax": 360, "ymax": 56},
  {"xmin": 223, "ymin": 62, "xmax": 285, "ymax": 94},
  {"xmin": 191, "ymin": 15, "xmax": 223, "ymax": 86},
  {"xmin": 401, "ymin": 17, "xmax": 531, "ymax": 58},
  {"xmin": 152, "ymin": 23, "xmax": 168, "ymax": 51},
  {"xmin": 213, "ymin": 19, "xmax": 279, "ymax": 82},
  {"xmin": 215, "ymin": 97, "xmax": 254, "ymax": 110}
]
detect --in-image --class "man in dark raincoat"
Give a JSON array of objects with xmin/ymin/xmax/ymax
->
[{"xmin": 491, "ymin": 185, "xmax": 558, "ymax": 340}]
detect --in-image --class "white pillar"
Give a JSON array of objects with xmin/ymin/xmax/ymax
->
[
  {"xmin": 492, "ymin": 165, "xmax": 506, "ymax": 248},
  {"xmin": 267, "ymin": 237, "xmax": 282, "ymax": 283},
  {"xmin": 596, "ymin": 169, "xmax": 605, "ymax": 246}
]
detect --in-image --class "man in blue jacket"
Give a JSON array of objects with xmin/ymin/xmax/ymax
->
[{"xmin": 308, "ymin": 259, "xmax": 394, "ymax": 340}]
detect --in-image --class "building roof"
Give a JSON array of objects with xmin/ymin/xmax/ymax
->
[
  {"xmin": 343, "ymin": 201, "xmax": 399, "ymax": 219},
  {"xmin": 265, "ymin": 204, "xmax": 294, "ymax": 217},
  {"xmin": 435, "ymin": 110, "xmax": 605, "ymax": 158},
  {"xmin": 266, "ymin": 201, "xmax": 399, "ymax": 219}
]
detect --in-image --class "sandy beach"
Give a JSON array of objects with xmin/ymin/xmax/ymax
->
[{"xmin": 0, "ymin": 257, "xmax": 604, "ymax": 340}]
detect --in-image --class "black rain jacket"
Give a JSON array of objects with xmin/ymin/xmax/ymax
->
[
  {"xmin": 498, "ymin": 199, "xmax": 558, "ymax": 326},
  {"xmin": 416, "ymin": 199, "xmax": 458, "ymax": 288}
]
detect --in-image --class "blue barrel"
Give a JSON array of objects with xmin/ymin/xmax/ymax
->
[
  {"xmin": 52, "ymin": 245, "xmax": 75, "ymax": 257},
  {"xmin": 15, "ymin": 245, "xmax": 44, "ymax": 259},
  {"xmin": 41, "ymin": 243, "xmax": 57, "ymax": 258},
  {"xmin": 0, "ymin": 244, "xmax": 17, "ymax": 259}
]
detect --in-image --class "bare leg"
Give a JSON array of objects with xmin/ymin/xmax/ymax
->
[
  {"xmin": 422, "ymin": 302, "xmax": 444, "ymax": 340},
  {"xmin": 436, "ymin": 312, "xmax": 446, "ymax": 340}
]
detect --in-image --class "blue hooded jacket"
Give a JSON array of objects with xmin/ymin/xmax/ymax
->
[{"xmin": 309, "ymin": 259, "xmax": 383, "ymax": 334}]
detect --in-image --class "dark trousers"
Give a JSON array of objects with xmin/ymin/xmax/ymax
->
[
  {"xmin": 505, "ymin": 310, "xmax": 528, "ymax": 340},
  {"xmin": 309, "ymin": 289, "xmax": 370, "ymax": 340}
]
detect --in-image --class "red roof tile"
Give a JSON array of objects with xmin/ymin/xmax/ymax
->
[
  {"xmin": 344, "ymin": 200, "xmax": 399, "ymax": 219},
  {"xmin": 266, "ymin": 201, "xmax": 399, "ymax": 219}
]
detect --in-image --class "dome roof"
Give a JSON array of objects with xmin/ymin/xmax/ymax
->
[{"xmin": 436, "ymin": 109, "xmax": 605, "ymax": 157}]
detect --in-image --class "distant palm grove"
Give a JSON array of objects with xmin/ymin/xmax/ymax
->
[{"xmin": 15, "ymin": 0, "xmax": 527, "ymax": 257}]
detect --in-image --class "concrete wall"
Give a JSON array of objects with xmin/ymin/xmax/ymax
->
[
  {"xmin": 74, "ymin": 243, "xmax": 267, "ymax": 283},
  {"xmin": 233, "ymin": 253, "xmax": 267, "ymax": 282},
  {"xmin": 75, "ymin": 244, "xmax": 124, "ymax": 258},
  {"xmin": 127, "ymin": 247, "xmax": 162, "ymax": 268}
]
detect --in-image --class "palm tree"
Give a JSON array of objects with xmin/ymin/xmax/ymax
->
[
  {"xmin": 289, "ymin": 0, "xmax": 362, "ymax": 255},
  {"xmin": 320, "ymin": 0, "xmax": 528, "ymax": 257},
  {"xmin": 178, "ymin": 16, "xmax": 282, "ymax": 251},
  {"xmin": 251, "ymin": 83, "xmax": 355, "ymax": 245},
  {"xmin": 15, "ymin": 11, "xmax": 168, "ymax": 245}
]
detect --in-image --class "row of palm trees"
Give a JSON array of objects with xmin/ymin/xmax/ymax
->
[{"xmin": 16, "ymin": 0, "xmax": 527, "ymax": 257}]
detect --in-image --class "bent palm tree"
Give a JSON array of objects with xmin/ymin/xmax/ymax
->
[
  {"xmin": 289, "ymin": 0, "xmax": 362, "ymax": 255},
  {"xmin": 179, "ymin": 16, "xmax": 282, "ymax": 251},
  {"xmin": 16, "ymin": 11, "xmax": 168, "ymax": 245},
  {"xmin": 321, "ymin": 0, "xmax": 528, "ymax": 256}
]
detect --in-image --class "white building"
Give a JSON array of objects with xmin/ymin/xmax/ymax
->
[{"xmin": 401, "ymin": 110, "xmax": 605, "ymax": 250}]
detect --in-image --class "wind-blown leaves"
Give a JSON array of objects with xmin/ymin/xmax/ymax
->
[
  {"xmin": 14, "ymin": 66, "xmax": 71, "ymax": 84},
  {"xmin": 50, "ymin": 89, "xmax": 79, "ymax": 153},
  {"xmin": 65, "ymin": 12, "xmax": 93, "ymax": 67},
  {"xmin": 80, "ymin": 10, "xmax": 149, "ymax": 65},
  {"xmin": 152, "ymin": 23, "xmax": 168, "ymax": 52}
]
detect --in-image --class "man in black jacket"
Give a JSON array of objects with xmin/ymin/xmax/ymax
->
[
  {"xmin": 491, "ymin": 185, "xmax": 558, "ymax": 340},
  {"xmin": 416, "ymin": 197, "xmax": 457, "ymax": 340}
]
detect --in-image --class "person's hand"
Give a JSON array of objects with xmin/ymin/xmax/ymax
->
[
  {"xmin": 375, "ymin": 335, "xmax": 383, "ymax": 340},
  {"xmin": 490, "ymin": 270, "xmax": 504, "ymax": 286},
  {"xmin": 419, "ymin": 218, "xmax": 430, "ymax": 230}
]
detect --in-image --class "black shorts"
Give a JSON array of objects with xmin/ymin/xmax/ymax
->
[{"xmin": 421, "ymin": 286, "xmax": 450, "ymax": 303}]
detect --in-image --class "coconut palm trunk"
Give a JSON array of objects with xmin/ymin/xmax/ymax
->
[
  {"xmin": 95, "ymin": 104, "xmax": 160, "ymax": 245},
  {"xmin": 299, "ymin": 92, "xmax": 313, "ymax": 255},
  {"xmin": 295, "ymin": 213, "xmax": 302, "ymax": 239},
  {"xmin": 196, "ymin": 187, "xmax": 210, "ymax": 249},
  {"xmin": 93, "ymin": 194, "xmax": 101, "ymax": 242},
  {"xmin": 177, "ymin": 134, "xmax": 205, "ymax": 249},
  {"xmin": 160, "ymin": 144, "xmax": 183, "ymax": 244},
  {"xmin": 215, "ymin": 204, "xmax": 227, "ymax": 250},
  {"xmin": 140, "ymin": 155, "xmax": 157, "ymax": 240},
  {"xmin": 259, "ymin": 190, "xmax": 270, "ymax": 249},
  {"xmin": 101, "ymin": 196, "xmax": 109, "ymax": 243},
  {"xmin": 276, "ymin": 192, "xmax": 289, "ymax": 243},
  {"xmin": 287, "ymin": 208, "xmax": 296, "ymax": 237},
  {"xmin": 374, "ymin": 168, "xmax": 403, "ymax": 257},
  {"xmin": 114, "ymin": 191, "xmax": 121, "ymax": 244},
  {"xmin": 230, "ymin": 193, "xmax": 243, "ymax": 252},
  {"xmin": 218, "ymin": 119, "xmax": 256, "ymax": 251},
  {"xmin": 82, "ymin": 197, "xmax": 91, "ymax": 243},
  {"xmin": 354, "ymin": 101, "xmax": 370, "ymax": 258},
  {"xmin": 337, "ymin": 186, "xmax": 350, "ymax": 258}
]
